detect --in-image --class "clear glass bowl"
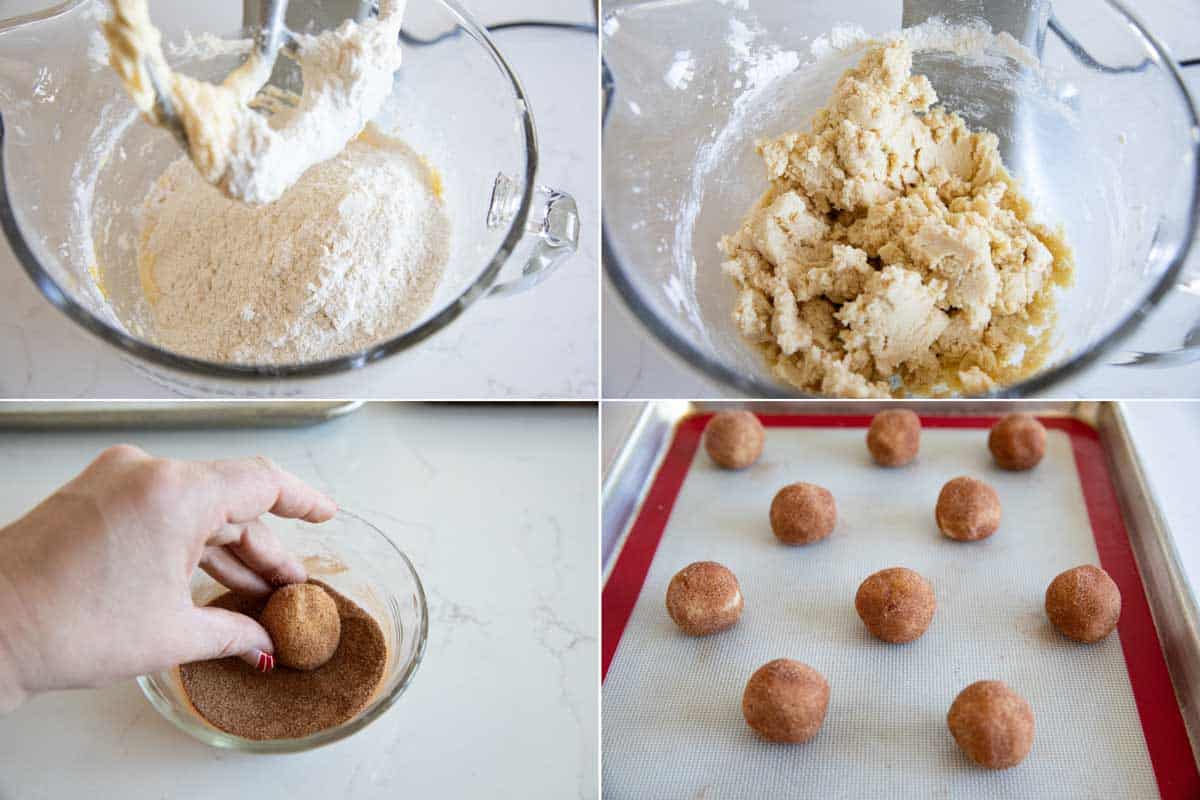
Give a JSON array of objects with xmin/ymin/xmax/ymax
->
[
  {"xmin": 602, "ymin": 0, "xmax": 1200, "ymax": 397},
  {"xmin": 0, "ymin": 0, "xmax": 578, "ymax": 395},
  {"xmin": 136, "ymin": 510, "xmax": 428, "ymax": 753}
]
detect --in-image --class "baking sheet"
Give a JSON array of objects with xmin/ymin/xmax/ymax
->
[{"xmin": 602, "ymin": 416, "xmax": 1178, "ymax": 798}]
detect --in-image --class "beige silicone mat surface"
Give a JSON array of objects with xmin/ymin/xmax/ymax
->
[{"xmin": 602, "ymin": 424, "xmax": 1157, "ymax": 798}]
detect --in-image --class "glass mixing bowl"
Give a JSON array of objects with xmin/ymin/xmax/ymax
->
[
  {"xmin": 137, "ymin": 510, "xmax": 428, "ymax": 753},
  {"xmin": 602, "ymin": 0, "xmax": 1200, "ymax": 397},
  {"xmin": 0, "ymin": 0, "xmax": 579, "ymax": 395}
]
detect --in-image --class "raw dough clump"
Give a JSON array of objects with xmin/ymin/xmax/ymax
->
[
  {"xmin": 719, "ymin": 39, "xmax": 1073, "ymax": 397},
  {"xmin": 665, "ymin": 561, "xmax": 744, "ymax": 636},
  {"xmin": 947, "ymin": 680, "xmax": 1035, "ymax": 769},
  {"xmin": 866, "ymin": 408, "xmax": 921, "ymax": 466},
  {"xmin": 742, "ymin": 659, "xmax": 830, "ymax": 743},
  {"xmin": 260, "ymin": 583, "xmax": 342, "ymax": 671},
  {"xmin": 989, "ymin": 413, "xmax": 1047, "ymax": 470},
  {"xmin": 1044, "ymin": 564, "xmax": 1121, "ymax": 643},
  {"xmin": 704, "ymin": 411, "xmax": 765, "ymax": 470}
]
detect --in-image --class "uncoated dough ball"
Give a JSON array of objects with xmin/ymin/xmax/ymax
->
[
  {"xmin": 866, "ymin": 409, "xmax": 921, "ymax": 467},
  {"xmin": 936, "ymin": 477, "xmax": 1001, "ymax": 541},
  {"xmin": 742, "ymin": 659, "xmax": 830, "ymax": 743},
  {"xmin": 770, "ymin": 483, "xmax": 837, "ymax": 545},
  {"xmin": 947, "ymin": 680, "xmax": 1035, "ymax": 769},
  {"xmin": 704, "ymin": 411, "xmax": 765, "ymax": 470},
  {"xmin": 1045, "ymin": 565, "xmax": 1121, "ymax": 643},
  {"xmin": 665, "ymin": 561, "xmax": 743, "ymax": 636},
  {"xmin": 260, "ymin": 583, "xmax": 342, "ymax": 670},
  {"xmin": 988, "ymin": 413, "xmax": 1046, "ymax": 471},
  {"xmin": 855, "ymin": 567, "xmax": 936, "ymax": 643}
]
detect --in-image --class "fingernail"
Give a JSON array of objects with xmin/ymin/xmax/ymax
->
[{"xmin": 242, "ymin": 650, "xmax": 274, "ymax": 672}]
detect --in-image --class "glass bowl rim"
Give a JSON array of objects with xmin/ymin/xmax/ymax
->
[
  {"xmin": 136, "ymin": 508, "xmax": 430, "ymax": 754},
  {"xmin": 0, "ymin": 0, "xmax": 539, "ymax": 381},
  {"xmin": 600, "ymin": 0, "xmax": 1200, "ymax": 398}
]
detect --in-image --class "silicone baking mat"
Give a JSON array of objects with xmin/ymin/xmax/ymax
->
[{"xmin": 602, "ymin": 414, "xmax": 1198, "ymax": 799}]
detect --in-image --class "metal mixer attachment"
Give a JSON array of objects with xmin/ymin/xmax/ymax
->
[{"xmin": 132, "ymin": 0, "xmax": 382, "ymax": 152}]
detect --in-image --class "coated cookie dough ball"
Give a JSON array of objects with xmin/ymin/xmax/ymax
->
[
  {"xmin": 855, "ymin": 567, "xmax": 936, "ymax": 643},
  {"xmin": 742, "ymin": 659, "xmax": 830, "ymax": 743},
  {"xmin": 260, "ymin": 583, "xmax": 342, "ymax": 671},
  {"xmin": 936, "ymin": 477, "xmax": 1001, "ymax": 541},
  {"xmin": 866, "ymin": 409, "xmax": 921, "ymax": 467},
  {"xmin": 704, "ymin": 411, "xmax": 765, "ymax": 470},
  {"xmin": 665, "ymin": 561, "xmax": 744, "ymax": 636},
  {"xmin": 770, "ymin": 483, "xmax": 836, "ymax": 545},
  {"xmin": 988, "ymin": 413, "xmax": 1046, "ymax": 471},
  {"xmin": 1045, "ymin": 565, "xmax": 1121, "ymax": 643},
  {"xmin": 947, "ymin": 680, "xmax": 1035, "ymax": 769}
]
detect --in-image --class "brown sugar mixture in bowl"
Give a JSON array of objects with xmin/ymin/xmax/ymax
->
[{"xmin": 180, "ymin": 580, "xmax": 387, "ymax": 740}]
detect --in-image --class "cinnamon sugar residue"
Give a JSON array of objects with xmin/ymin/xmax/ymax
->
[{"xmin": 179, "ymin": 580, "xmax": 386, "ymax": 740}]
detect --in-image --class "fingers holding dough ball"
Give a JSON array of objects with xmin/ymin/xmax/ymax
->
[
  {"xmin": 936, "ymin": 477, "xmax": 1001, "ymax": 541},
  {"xmin": 866, "ymin": 409, "xmax": 921, "ymax": 467},
  {"xmin": 665, "ymin": 561, "xmax": 744, "ymax": 636},
  {"xmin": 742, "ymin": 659, "xmax": 830, "ymax": 743},
  {"xmin": 855, "ymin": 567, "xmax": 935, "ymax": 643},
  {"xmin": 770, "ymin": 483, "xmax": 837, "ymax": 545},
  {"xmin": 947, "ymin": 680, "xmax": 1034, "ymax": 769},
  {"xmin": 989, "ymin": 413, "xmax": 1046, "ymax": 471},
  {"xmin": 260, "ymin": 583, "xmax": 342, "ymax": 671},
  {"xmin": 704, "ymin": 411, "xmax": 764, "ymax": 470},
  {"xmin": 1045, "ymin": 565, "xmax": 1121, "ymax": 643}
]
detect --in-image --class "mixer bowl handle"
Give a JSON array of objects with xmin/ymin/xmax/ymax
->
[{"xmin": 486, "ymin": 176, "xmax": 581, "ymax": 297}]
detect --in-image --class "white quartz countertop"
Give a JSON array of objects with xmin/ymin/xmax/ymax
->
[
  {"xmin": 0, "ymin": 402, "xmax": 599, "ymax": 799},
  {"xmin": 0, "ymin": 0, "xmax": 598, "ymax": 399},
  {"xmin": 602, "ymin": 0, "xmax": 1200, "ymax": 399}
]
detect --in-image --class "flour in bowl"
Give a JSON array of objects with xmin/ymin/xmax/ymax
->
[{"xmin": 137, "ymin": 125, "xmax": 450, "ymax": 365}]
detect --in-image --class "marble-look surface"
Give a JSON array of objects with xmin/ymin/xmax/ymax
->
[
  {"xmin": 0, "ymin": 402, "xmax": 598, "ymax": 799},
  {"xmin": 0, "ymin": 0, "xmax": 598, "ymax": 399},
  {"xmin": 602, "ymin": 0, "xmax": 1200, "ymax": 399}
]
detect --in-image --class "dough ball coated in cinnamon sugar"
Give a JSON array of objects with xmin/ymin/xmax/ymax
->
[
  {"xmin": 866, "ymin": 409, "xmax": 921, "ymax": 467},
  {"xmin": 260, "ymin": 583, "xmax": 342, "ymax": 671},
  {"xmin": 770, "ymin": 483, "xmax": 836, "ymax": 545},
  {"xmin": 988, "ymin": 413, "xmax": 1046, "ymax": 471},
  {"xmin": 1045, "ymin": 565, "xmax": 1121, "ymax": 643},
  {"xmin": 704, "ymin": 411, "xmax": 764, "ymax": 470},
  {"xmin": 855, "ymin": 567, "xmax": 936, "ymax": 643},
  {"xmin": 742, "ymin": 659, "xmax": 830, "ymax": 744},
  {"xmin": 665, "ymin": 561, "xmax": 743, "ymax": 636},
  {"xmin": 947, "ymin": 680, "xmax": 1035, "ymax": 769},
  {"xmin": 936, "ymin": 477, "xmax": 1001, "ymax": 541}
]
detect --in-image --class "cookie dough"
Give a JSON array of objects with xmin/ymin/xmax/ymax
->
[
  {"xmin": 704, "ymin": 411, "xmax": 765, "ymax": 470},
  {"xmin": 855, "ymin": 567, "xmax": 935, "ymax": 643},
  {"xmin": 260, "ymin": 583, "xmax": 342, "ymax": 670},
  {"xmin": 665, "ymin": 562, "xmax": 744, "ymax": 636},
  {"xmin": 947, "ymin": 680, "xmax": 1035, "ymax": 769},
  {"xmin": 742, "ymin": 659, "xmax": 830, "ymax": 743},
  {"xmin": 989, "ymin": 413, "xmax": 1047, "ymax": 470},
  {"xmin": 770, "ymin": 482, "xmax": 836, "ymax": 545},
  {"xmin": 1045, "ymin": 565, "xmax": 1121, "ymax": 643},
  {"xmin": 104, "ymin": 0, "xmax": 405, "ymax": 204},
  {"xmin": 719, "ymin": 39, "xmax": 1073, "ymax": 397},
  {"xmin": 936, "ymin": 476, "xmax": 1001, "ymax": 541},
  {"xmin": 866, "ymin": 409, "xmax": 921, "ymax": 466}
]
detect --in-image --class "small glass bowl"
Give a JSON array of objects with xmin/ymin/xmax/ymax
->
[{"xmin": 136, "ymin": 510, "xmax": 428, "ymax": 753}]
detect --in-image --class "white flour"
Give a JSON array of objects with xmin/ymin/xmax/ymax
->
[{"xmin": 138, "ymin": 126, "xmax": 449, "ymax": 365}]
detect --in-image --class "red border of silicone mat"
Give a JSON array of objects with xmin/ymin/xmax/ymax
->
[{"xmin": 600, "ymin": 413, "xmax": 1199, "ymax": 798}]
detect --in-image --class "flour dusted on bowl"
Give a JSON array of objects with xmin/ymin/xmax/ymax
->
[
  {"xmin": 719, "ymin": 38, "xmax": 1073, "ymax": 397},
  {"xmin": 137, "ymin": 126, "xmax": 450, "ymax": 365}
]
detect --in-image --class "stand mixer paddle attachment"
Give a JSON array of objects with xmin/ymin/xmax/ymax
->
[{"xmin": 102, "ymin": 0, "xmax": 406, "ymax": 204}]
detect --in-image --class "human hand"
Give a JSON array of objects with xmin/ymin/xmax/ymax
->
[{"xmin": 0, "ymin": 445, "xmax": 336, "ymax": 714}]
